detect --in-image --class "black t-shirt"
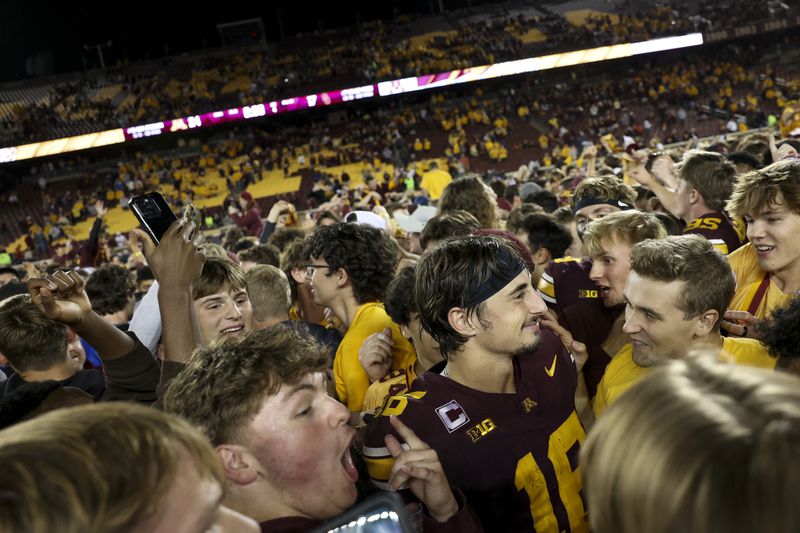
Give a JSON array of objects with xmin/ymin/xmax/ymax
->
[{"xmin": 2, "ymin": 369, "xmax": 105, "ymax": 399}]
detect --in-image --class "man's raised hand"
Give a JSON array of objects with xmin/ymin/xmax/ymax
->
[
  {"xmin": 541, "ymin": 317, "xmax": 588, "ymax": 372},
  {"xmin": 627, "ymin": 162, "xmax": 655, "ymax": 188},
  {"xmin": 28, "ymin": 271, "xmax": 92, "ymax": 327},
  {"xmin": 147, "ymin": 220, "xmax": 205, "ymax": 289},
  {"xmin": 359, "ymin": 327, "xmax": 394, "ymax": 383},
  {"xmin": 385, "ymin": 415, "xmax": 459, "ymax": 523},
  {"xmin": 267, "ymin": 200, "xmax": 292, "ymax": 223}
]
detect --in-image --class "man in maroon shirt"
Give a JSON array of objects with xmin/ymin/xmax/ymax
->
[
  {"xmin": 536, "ymin": 176, "xmax": 637, "ymax": 315},
  {"xmin": 228, "ymin": 191, "xmax": 265, "ymax": 238},
  {"xmin": 628, "ymin": 151, "xmax": 744, "ymax": 254},
  {"xmin": 365, "ymin": 236, "xmax": 588, "ymax": 533}
]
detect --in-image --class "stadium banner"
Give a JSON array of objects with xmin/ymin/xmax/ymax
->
[
  {"xmin": 704, "ymin": 15, "xmax": 800, "ymax": 43},
  {"xmin": 0, "ymin": 33, "xmax": 703, "ymax": 164}
]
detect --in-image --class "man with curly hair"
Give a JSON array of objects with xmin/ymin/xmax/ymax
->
[
  {"xmin": 305, "ymin": 223, "xmax": 416, "ymax": 411},
  {"xmin": 85, "ymin": 264, "xmax": 136, "ymax": 329}
]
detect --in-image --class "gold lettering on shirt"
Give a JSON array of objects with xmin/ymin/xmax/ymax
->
[
  {"xmin": 466, "ymin": 418, "xmax": 497, "ymax": 443},
  {"xmin": 522, "ymin": 397, "xmax": 538, "ymax": 413}
]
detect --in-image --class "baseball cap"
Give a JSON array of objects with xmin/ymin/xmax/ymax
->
[
  {"xmin": 394, "ymin": 206, "xmax": 438, "ymax": 234},
  {"xmin": 344, "ymin": 210, "xmax": 387, "ymax": 231}
]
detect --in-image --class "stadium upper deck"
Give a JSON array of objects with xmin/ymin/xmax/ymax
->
[{"xmin": 1, "ymin": 0, "xmax": 796, "ymax": 146}]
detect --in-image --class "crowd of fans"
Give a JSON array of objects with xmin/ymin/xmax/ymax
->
[
  {"xmin": 1, "ymin": 113, "xmax": 800, "ymax": 530},
  {"xmin": 1, "ymin": 6, "xmax": 800, "ymax": 529}
]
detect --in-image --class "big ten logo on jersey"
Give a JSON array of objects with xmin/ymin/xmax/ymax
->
[
  {"xmin": 435, "ymin": 400, "xmax": 470, "ymax": 433},
  {"xmin": 686, "ymin": 217, "xmax": 721, "ymax": 231},
  {"xmin": 466, "ymin": 418, "xmax": 496, "ymax": 443},
  {"xmin": 577, "ymin": 289, "xmax": 598, "ymax": 298}
]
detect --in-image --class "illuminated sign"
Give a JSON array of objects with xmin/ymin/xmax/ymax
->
[
  {"xmin": 126, "ymin": 122, "xmax": 166, "ymax": 139},
  {"xmin": 243, "ymin": 104, "xmax": 267, "ymax": 119},
  {"xmin": 0, "ymin": 147, "xmax": 17, "ymax": 164},
  {"xmin": 0, "ymin": 33, "xmax": 703, "ymax": 163},
  {"xmin": 0, "ymin": 129, "xmax": 126, "ymax": 163}
]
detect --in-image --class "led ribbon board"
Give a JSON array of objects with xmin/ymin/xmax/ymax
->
[{"xmin": 0, "ymin": 33, "xmax": 703, "ymax": 164}]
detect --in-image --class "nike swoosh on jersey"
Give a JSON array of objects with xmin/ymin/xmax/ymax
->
[{"xmin": 545, "ymin": 355, "xmax": 557, "ymax": 377}]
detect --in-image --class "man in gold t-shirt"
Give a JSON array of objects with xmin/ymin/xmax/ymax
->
[
  {"xmin": 419, "ymin": 161, "xmax": 452, "ymax": 200},
  {"xmin": 594, "ymin": 235, "xmax": 775, "ymax": 416},
  {"xmin": 361, "ymin": 266, "xmax": 444, "ymax": 412},
  {"xmin": 305, "ymin": 223, "xmax": 416, "ymax": 412}
]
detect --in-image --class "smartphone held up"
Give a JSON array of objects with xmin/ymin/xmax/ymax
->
[{"xmin": 128, "ymin": 192, "xmax": 178, "ymax": 244}]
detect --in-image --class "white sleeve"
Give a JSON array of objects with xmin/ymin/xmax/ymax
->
[{"xmin": 129, "ymin": 280, "xmax": 162, "ymax": 355}]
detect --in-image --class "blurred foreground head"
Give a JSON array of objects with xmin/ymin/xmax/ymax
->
[
  {"xmin": 0, "ymin": 402, "xmax": 258, "ymax": 533},
  {"xmin": 583, "ymin": 357, "xmax": 800, "ymax": 533}
]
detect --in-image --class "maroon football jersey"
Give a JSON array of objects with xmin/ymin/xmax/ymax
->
[
  {"xmin": 363, "ymin": 330, "xmax": 588, "ymax": 533},
  {"xmin": 537, "ymin": 257, "xmax": 603, "ymax": 316},
  {"xmin": 682, "ymin": 211, "xmax": 745, "ymax": 255},
  {"xmin": 560, "ymin": 302, "xmax": 622, "ymax": 399}
]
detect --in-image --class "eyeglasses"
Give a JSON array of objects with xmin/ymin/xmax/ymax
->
[{"xmin": 304, "ymin": 264, "xmax": 331, "ymax": 278}]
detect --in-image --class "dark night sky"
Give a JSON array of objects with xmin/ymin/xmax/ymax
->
[{"xmin": 0, "ymin": 0, "xmax": 508, "ymax": 83}]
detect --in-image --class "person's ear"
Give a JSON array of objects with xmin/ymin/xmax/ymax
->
[
  {"xmin": 290, "ymin": 268, "xmax": 306, "ymax": 285},
  {"xmin": 399, "ymin": 323, "xmax": 414, "ymax": 341},
  {"xmin": 335, "ymin": 268, "xmax": 349, "ymax": 289},
  {"xmin": 216, "ymin": 444, "xmax": 259, "ymax": 486},
  {"xmin": 694, "ymin": 309, "xmax": 719, "ymax": 337},
  {"xmin": 448, "ymin": 307, "xmax": 478, "ymax": 338},
  {"xmin": 532, "ymin": 247, "xmax": 551, "ymax": 266}
]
